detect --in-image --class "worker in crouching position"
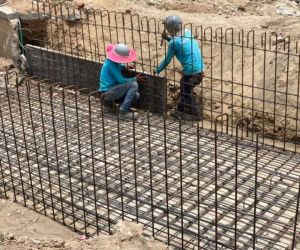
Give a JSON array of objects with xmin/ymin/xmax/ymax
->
[
  {"xmin": 154, "ymin": 15, "xmax": 205, "ymax": 121},
  {"xmin": 99, "ymin": 43, "xmax": 143, "ymax": 120}
]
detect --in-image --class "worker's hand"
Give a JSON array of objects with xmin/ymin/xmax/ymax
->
[
  {"xmin": 127, "ymin": 64, "xmax": 135, "ymax": 70},
  {"xmin": 136, "ymin": 74, "xmax": 147, "ymax": 82},
  {"xmin": 162, "ymin": 33, "xmax": 171, "ymax": 42}
]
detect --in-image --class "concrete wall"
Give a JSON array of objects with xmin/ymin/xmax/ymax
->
[
  {"xmin": 0, "ymin": 4, "xmax": 20, "ymax": 59},
  {"xmin": 25, "ymin": 44, "xmax": 167, "ymax": 114}
]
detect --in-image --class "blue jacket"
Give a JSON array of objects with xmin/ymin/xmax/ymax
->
[
  {"xmin": 99, "ymin": 59, "xmax": 136, "ymax": 92},
  {"xmin": 156, "ymin": 30, "xmax": 205, "ymax": 75}
]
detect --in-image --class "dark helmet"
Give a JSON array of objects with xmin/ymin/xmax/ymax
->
[{"xmin": 164, "ymin": 15, "xmax": 182, "ymax": 33}]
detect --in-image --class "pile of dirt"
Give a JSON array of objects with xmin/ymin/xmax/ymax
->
[
  {"xmin": 0, "ymin": 57, "xmax": 14, "ymax": 72},
  {"xmin": 0, "ymin": 198, "xmax": 168, "ymax": 250}
]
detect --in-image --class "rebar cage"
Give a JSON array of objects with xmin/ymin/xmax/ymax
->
[
  {"xmin": 0, "ymin": 1, "xmax": 300, "ymax": 249},
  {"xmin": 1, "ymin": 71, "xmax": 300, "ymax": 249}
]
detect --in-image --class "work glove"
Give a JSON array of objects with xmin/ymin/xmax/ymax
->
[
  {"xmin": 127, "ymin": 64, "xmax": 135, "ymax": 70},
  {"xmin": 162, "ymin": 33, "xmax": 171, "ymax": 42},
  {"xmin": 137, "ymin": 74, "xmax": 147, "ymax": 82}
]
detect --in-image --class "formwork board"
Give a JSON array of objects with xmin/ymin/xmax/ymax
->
[{"xmin": 25, "ymin": 44, "xmax": 167, "ymax": 114}]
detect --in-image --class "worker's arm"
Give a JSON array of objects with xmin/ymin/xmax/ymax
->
[
  {"xmin": 156, "ymin": 40, "xmax": 175, "ymax": 75},
  {"xmin": 111, "ymin": 62, "xmax": 137, "ymax": 84}
]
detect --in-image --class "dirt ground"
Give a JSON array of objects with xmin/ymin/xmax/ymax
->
[
  {"xmin": 0, "ymin": 57, "xmax": 14, "ymax": 72},
  {"xmin": 7, "ymin": 0, "xmax": 300, "ymax": 35},
  {"xmin": 0, "ymin": 198, "xmax": 168, "ymax": 250}
]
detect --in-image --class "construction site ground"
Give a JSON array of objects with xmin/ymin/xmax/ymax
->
[
  {"xmin": 7, "ymin": 0, "xmax": 300, "ymax": 36},
  {"xmin": 0, "ymin": 199, "xmax": 167, "ymax": 250},
  {"xmin": 2, "ymin": 0, "xmax": 300, "ymax": 249}
]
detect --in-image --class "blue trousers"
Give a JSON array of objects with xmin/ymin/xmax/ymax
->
[{"xmin": 103, "ymin": 81, "xmax": 139, "ymax": 112}]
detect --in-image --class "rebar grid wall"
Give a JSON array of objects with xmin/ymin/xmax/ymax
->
[
  {"xmin": 1, "ymin": 72, "xmax": 300, "ymax": 249},
  {"xmin": 23, "ymin": 2, "xmax": 300, "ymax": 153}
]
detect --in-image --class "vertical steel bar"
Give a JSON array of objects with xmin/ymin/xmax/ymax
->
[
  {"xmin": 197, "ymin": 122, "xmax": 201, "ymax": 249},
  {"xmin": 116, "ymin": 105, "xmax": 124, "ymax": 220},
  {"xmin": 114, "ymin": 13, "xmax": 119, "ymax": 43},
  {"xmin": 107, "ymin": 12, "xmax": 113, "ymax": 43},
  {"xmin": 88, "ymin": 92, "xmax": 99, "ymax": 235},
  {"xmin": 179, "ymin": 118, "xmax": 184, "ymax": 249},
  {"xmin": 75, "ymin": 89, "xmax": 87, "ymax": 234},
  {"xmin": 241, "ymin": 30, "xmax": 245, "ymax": 120},
  {"xmin": 49, "ymin": 84, "xmax": 65, "ymax": 223},
  {"xmin": 283, "ymin": 37, "xmax": 290, "ymax": 150},
  {"xmin": 273, "ymin": 35, "xmax": 278, "ymax": 148},
  {"xmin": 230, "ymin": 29, "xmax": 234, "ymax": 134},
  {"xmin": 235, "ymin": 125, "xmax": 239, "ymax": 249},
  {"xmin": 262, "ymin": 33, "xmax": 267, "ymax": 145},
  {"xmin": 25, "ymin": 79, "xmax": 47, "ymax": 214},
  {"xmin": 4, "ymin": 74, "xmax": 27, "ymax": 206},
  {"xmin": 66, "ymin": 7, "xmax": 76, "ymax": 86},
  {"xmin": 163, "ymin": 113, "xmax": 170, "ymax": 245},
  {"xmin": 147, "ymin": 111, "xmax": 155, "ymax": 237},
  {"xmin": 0, "ymin": 93, "xmax": 16, "ymax": 201},
  {"xmin": 132, "ymin": 111, "xmax": 139, "ymax": 223},
  {"xmin": 251, "ymin": 31, "xmax": 255, "ymax": 143},
  {"xmin": 219, "ymin": 28, "xmax": 224, "ymax": 117},
  {"xmin": 99, "ymin": 95, "xmax": 111, "ymax": 234},
  {"xmin": 93, "ymin": 11, "xmax": 101, "ymax": 63},
  {"xmin": 136, "ymin": 15, "xmax": 144, "ymax": 72},
  {"xmin": 100, "ymin": 11, "xmax": 107, "ymax": 58},
  {"xmin": 16, "ymin": 84, "xmax": 36, "ymax": 210},
  {"xmin": 295, "ymin": 52, "xmax": 300, "ymax": 153},
  {"xmin": 61, "ymin": 87, "xmax": 76, "ymax": 229},
  {"xmin": 214, "ymin": 121, "xmax": 218, "ymax": 250},
  {"xmin": 199, "ymin": 26, "xmax": 204, "ymax": 128},
  {"xmin": 253, "ymin": 133, "xmax": 259, "ymax": 249},
  {"xmin": 292, "ymin": 176, "xmax": 300, "ymax": 249},
  {"xmin": 53, "ymin": 5, "xmax": 64, "ymax": 83},
  {"xmin": 234, "ymin": 117, "xmax": 249, "ymax": 248},
  {"xmin": 85, "ymin": 10, "xmax": 94, "ymax": 60},
  {"xmin": 37, "ymin": 81, "xmax": 55, "ymax": 218}
]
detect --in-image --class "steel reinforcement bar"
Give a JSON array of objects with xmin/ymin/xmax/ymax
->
[
  {"xmin": 0, "ymin": 74, "xmax": 300, "ymax": 249},
  {"xmin": 19, "ymin": 2, "xmax": 300, "ymax": 153}
]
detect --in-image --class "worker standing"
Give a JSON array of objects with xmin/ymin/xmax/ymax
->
[{"xmin": 154, "ymin": 15, "xmax": 205, "ymax": 121}]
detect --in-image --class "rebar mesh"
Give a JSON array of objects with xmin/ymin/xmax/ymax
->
[{"xmin": 1, "ymin": 75, "xmax": 300, "ymax": 249}]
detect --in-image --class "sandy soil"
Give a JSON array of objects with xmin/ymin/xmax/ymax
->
[
  {"xmin": 0, "ymin": 198, "xmax": 168, "ymax": 250},
  {"xmin": 0, "ymin": 57, "xmax": 14, "ymax": 71},
  {"xmin": 6, "ymin": 0, "xmax": 300, "ymax": 34}
]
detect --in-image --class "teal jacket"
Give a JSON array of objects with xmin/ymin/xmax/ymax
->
[
  {"xmin": 99, "ymin": 59, "xmax": 136, "ymax": 92},
  {"xmin": 156, "ymin": 30, "xmax": 205, "ymax": 75}
]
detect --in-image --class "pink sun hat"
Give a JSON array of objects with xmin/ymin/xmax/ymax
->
[{"xmin": 106, "ymin": 43, "xmax": 137, "ymax": 63}]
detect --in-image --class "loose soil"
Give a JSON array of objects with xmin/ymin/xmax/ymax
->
[
  {"xmin": 0, "ymin": 198, "xmax": 168, "ymax": 250},
  {"xmin": 0, "ymin": 57, "xmax": 14, "ymax": 72}
]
